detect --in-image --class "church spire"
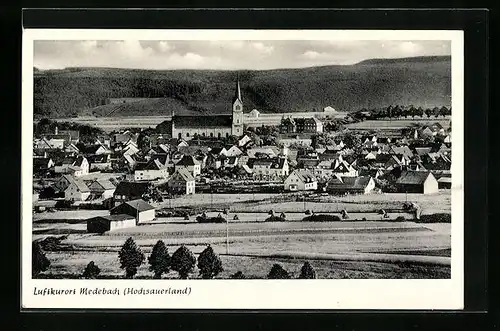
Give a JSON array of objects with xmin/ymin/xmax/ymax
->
[{"xmin": 233, "ymin": 73, "xmax": 242, "ymax": 103}]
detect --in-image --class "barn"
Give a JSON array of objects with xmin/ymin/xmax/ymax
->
[
  {"xmin": 87, "ymin": 214, "xmax": 137, "ymax": 233},
  {"xmin": 395, "ymin": 170, "xmax": 439, "ymax": 194},
  {"xmin": 110, "ymin": 199, "xmax": 156, "ymax": 224}
]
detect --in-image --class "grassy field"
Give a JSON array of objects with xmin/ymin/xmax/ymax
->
[
  {"xmin": 32, "ymin": 190, "xmax": 451, "ymax": 279},
  {"xmin": 345, "ymin": 117, "xmax": 451, "ymax": 130},
  {"xmin": 53, "ymin": 116, "xmax": 170, "ymax": 132},
  {"xmin": 161, "ymin": 191, "xmax": 451, "ymax": 215},
  {"xmin": 42, "ymin": 252, "xmax": 450, "ymax": 279},
  {"xmin": 36, "ymin": 218, "xmax": 451, "ymax": 279}
]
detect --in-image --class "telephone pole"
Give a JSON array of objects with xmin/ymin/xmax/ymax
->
[{"xmin": 225, "ymin": 217, "xmax": 229, "ymax": 255}]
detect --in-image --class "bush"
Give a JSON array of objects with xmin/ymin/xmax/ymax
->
[
  {"xmin": 82, "ymin": 261, "xmax": 100, "ymax": 279},
  {"xmin": 148, "ymin": 240, "xmax": 171, "ymax": 279},
  {"xmin": 196, "ymin": 215, "xmax": 226, "ymax": 223},
  {"xmin": 197, "ymin": 245, "xmax": 223, "ymax": 279},
  {"xmin": 267, "ymin": 264, "xmax": 291, "ymax": 279},
  {"xmin": 230, "ymin": 271, "xmax": 245, "ymax": 279},
  {"xmin": 171, "ymin": 245, "xmax": 196, "ymax": 279},
  {"xmin": 32, "ymin": 241, "xmax": 50, "ymax": 277},
  {"xmin": 418, "ymin": 213, "xmax": 451, "ymax": 223},
  {"xmin": 299, "ymin": 262, "xmax": 316, "ymax": 279},
  {"xmin": 118, "ymin": 237, "xmax": 145, "ymax": 279},
  {"xmin": 395, "ymin": 216, "xmax": 406, "ymax": 222},
  {"xmin": 54, "ymin": 200, "xmax": 74, "ymax": 209},
  {"xmin": 265, "ymin": 215, "xmax": 286, "ymax": 222},
  {"xmin": 302, "ymin": 214, "xmax": 341, "ymax": 222},
  {"xmin": 304, "ymin": 209, "xmax": 311, "ymax": 215}
]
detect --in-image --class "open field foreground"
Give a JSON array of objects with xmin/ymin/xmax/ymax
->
[{"xmin": 36, "ymin": 220, "xmax": 451, "ymax": 279}]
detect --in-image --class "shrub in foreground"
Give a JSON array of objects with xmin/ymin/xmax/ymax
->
[
  {"xmin": 197, "ymin": 245, "xmax": 223, "ymax": 279},
  {"xmin": 196, "ymin": 214, "xmax": 226, "ymax": 223},
  {"xmin": 265, "ymin": 215, "xmax": 286, "ymax": 222},
  {"xmin": 299, "ymin": 261, "xmax": 316, "ymax": 279},
  {"xmin": 302, "ymin": 214, "xmax": 341, "ymax": 222},
  {"xmin": 148, "ymin": 240, "xmax": 171, "ymax": 279},
  {"xmin": 32, "ymin": 241, "xmax": 50, "ymax": 277},
  {"xmin": 418, "ymin": 213, "xmax": 451, "ymax": 223},
  {"xmin": 395, "ymin": 216, "xmax": 406, "ymax": 222},
  {"xmin": 171, "ymin": 245, "xmax": 196, "ymax": 279},
  {"xmin": 82, "ymin": 261, "xmax": 101, "ymax": 279},
  {"xmin": 118, "ymin": 237, "xmax": 145, "ymax": 279},
  {"xmin": 267, "ymin": 264, "xmax": 291, "ymax": 279}
]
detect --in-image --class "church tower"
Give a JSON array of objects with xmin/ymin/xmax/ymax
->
[{"xmin": 231, "ymin": 74, "xmax": 244, "ymax": 136}]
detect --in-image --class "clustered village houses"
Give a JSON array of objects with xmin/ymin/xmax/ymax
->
[{"xmin": 32, "ymin": 79, "xmax": 452, "ymax": 232}]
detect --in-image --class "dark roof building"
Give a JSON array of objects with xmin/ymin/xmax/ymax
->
[
  {"xmin": 326, "ymin": 176, "xmax": 375, "ymax": 194},
  {"xmin": 395, "ymin": 170, "xmax": 439, "ymax": 194},
  {"xmin": 113, "ymin": 181, "xmax": 150, "ymax": 205}
]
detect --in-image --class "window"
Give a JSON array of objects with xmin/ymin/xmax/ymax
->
[
  {"xmin": 186, "ymin": 133, "xmax": 190, "ymax": 137},
  {"xmin": 235, "ymin": 105, "xmax": 240, "ymax": 111},
  {"xmin": 226, "ymin": 133, "xmax": 229, "ymax": 138},
  {"xmin": 218, "ymin": 132, "xmax": 221, "ymax": 139},
  {"xmin": 210, "ymin": 133, "xmax": 213, "ymax": 137},
  {"xmin": 202, "ymin": 132, "xmax": 206, "ymax": 137},
  {"xmin": 178, "ymin": 132, "xmax": 182, "ymax": 139}
]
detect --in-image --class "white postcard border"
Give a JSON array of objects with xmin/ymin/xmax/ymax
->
[{"xmin": 21, "ymin": 29, "xmax": 464, "ymax": 310}]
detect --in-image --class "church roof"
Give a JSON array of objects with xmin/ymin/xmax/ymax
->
[
  {"xmin": 233, "ymin": 75, "xmax": 242, "ymax": 104},
  {"xmin": 173, "ymin": 115, "xmax": 232, "ymax": 128}
]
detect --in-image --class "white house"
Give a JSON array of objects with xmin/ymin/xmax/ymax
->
[
  {"xmin": 35, "ymin": 138, "xmax": 65, "ymax": 150},
  {"xmin": 312, "ymin": 117, "xmax": 324, "ymax": 133},
  {"xmin": 238, "ymin": 134, "xmax": 252, "ymax": 147},
  {"xmin": 123, "ymin": 142, "xmax": 140, "ymax": 156},
  {"xmin": 64, "ymin": 177, "xmax": 91, "ymax": 201},
  {"xmin": 284, "ymin": 169, "xmax": 318, "ymax": 191},
  {"xmin": 134, "ymin": 159, "xmax": 169, "ymax": 181},
  {"xmin": 251, "ymin": 157, "xmax": 289, "ymax": 179},
  {"xmin": 175, "ymin": 155, "xmax": 201, "ymax": 177},
  {"xmin": 86, "ymin": 179, "xmax": 116, "ymax": 200},
  {"xmin": 167, "ymin": 168, "xmax": 195, "ymax": 195},
  {"xmin": 225, "ymin": 145, "xmax": 243, "ymax": 157},
  {"xmin": 249, "ymin": 109, "xmax": 260, "ymax": 118}
]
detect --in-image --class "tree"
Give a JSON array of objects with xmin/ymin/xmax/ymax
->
[
  {"xmin": 425, "ymin": 108, "xmax": 432, "ymax": 118},
  {"xmin": 118, "ymin": 237, "xmax": 145, "ymax": 279},
  {"xmin": 82, "ymin": 261, "xmax": 101, "ymax": 279},
  {"xmin": 148, "ymin": 240, "xmax": 171, "ymax": 279},
  {"xmin": 171, "ymin": 245, "xmax": 196, "ymax": 279},
  {"xmin": 440, "ymin": 106, "xmax": 449, "ymax": 117},
  {"xmin": 32, "ymin": 241, "xmax": 50, "ymax": 277},
  {"xmin": 416, "ymin": 107, "xmax": 424, "ymax": 118},
  {"xmin": 230, "ymin": 271, "xmax": 245, "ymax": 279},
  {"xmin": 267, "ymin": 263, "xmax": 291, "ymax": 279},
  {"xmin": 299, "ymin": 261, "xmax": 316, "ymax": 279},
  {"xmin": 197, "ymin": 245, "xmax": 224, "ymax": 279},
  {"xmin": 342, "ymin": 132, "xmax": 362, "ymax": 149}
]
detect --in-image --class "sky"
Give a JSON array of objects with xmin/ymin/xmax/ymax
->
[{"xmin": 33, "ymin": 40, "xmax": 451, "ymax": 70}]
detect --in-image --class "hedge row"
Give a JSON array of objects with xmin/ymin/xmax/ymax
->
[{"xmin": 417, "ymin": 213, "xmax": 451, "ymax": 223}]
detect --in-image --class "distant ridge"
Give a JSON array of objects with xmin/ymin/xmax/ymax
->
[
  {"xmin": 356, "ymin": 55, "xmax": 451, "ymax": 65},
  {"xmin": 33, "ymin": 55, "xmax": 451, "ymax": 118}
]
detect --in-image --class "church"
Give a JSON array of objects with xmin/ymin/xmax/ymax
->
[{"xmin": 170, "ymin": 78, "xmax": 244, "ymax": 140}]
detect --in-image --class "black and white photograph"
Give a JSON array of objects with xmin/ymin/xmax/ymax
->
[{"xmin": 22, "ymin": 29, "xmax": 464, "ymax": 309}]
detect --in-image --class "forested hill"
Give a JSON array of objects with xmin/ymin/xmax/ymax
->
[{"xmin": 33, "ymin": 55, "xmax": 451, "ymax": 118}]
